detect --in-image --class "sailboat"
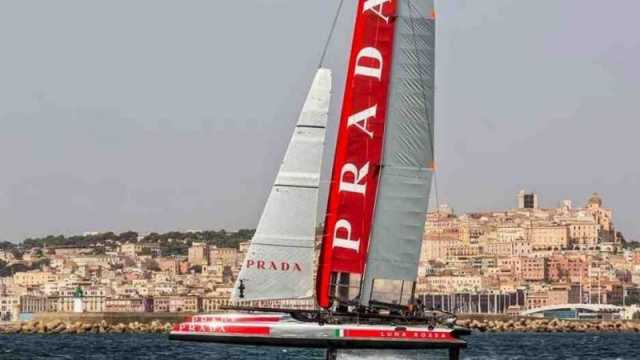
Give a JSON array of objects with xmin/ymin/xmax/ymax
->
[{"xmin": 170, "ymin": 0, "xmax": 467, "ymax": 355}]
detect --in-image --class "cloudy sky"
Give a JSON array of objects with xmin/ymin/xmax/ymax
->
[{"xmin": 0, "ymin": 0, "xmax": 638, "ymax": 242}]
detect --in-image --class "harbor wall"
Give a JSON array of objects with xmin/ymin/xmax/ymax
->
[
  {"xmin": 3, "ymin": 314, "xmax": 640, "ymax": 334},
  {"xmin": 31, "ymin": 312, "xmax": 196, "ymax": 324}
]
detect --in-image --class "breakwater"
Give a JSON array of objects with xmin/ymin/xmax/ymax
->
[
  {"xmin": 31, "ymin": 311, "xmax": 192, "ymax": 324},
  {"xmin": 0, "ymin": 312, "xmax": 190, "ymax": 334},
  {"xmin": 455, "ymin": 318, "xmax": 640, "ymax": 333},
  {"xmin": 0, "ymin": 319, "xmax": 172, "ymax": 334},
  {"xmin": 3, "ymin": 314, "xmax": 640, "ymax": 334}
]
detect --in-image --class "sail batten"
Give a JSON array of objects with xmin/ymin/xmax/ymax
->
[{"xmin": 232, "ymin": 69, "xmax": 331, "ymax": 302}]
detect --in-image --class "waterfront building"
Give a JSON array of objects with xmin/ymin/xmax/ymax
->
[
  {"xmin": 120, "ymin": 243, "xmax": 139, "ymax": 257},
  {"xmin": 566, "ymin": 218, "xmax": 599, "ymax": 249},
  {"xmin": 418, "ymin": 275, "xmax": 486, "ymax": 294},
  {"xmin": 201, "ymin": 296, "xmax": 231, "ymax": 312},
  {"xmin": 105, "ymin": 297, "xmax": 150, "ymax": 312},
  {"xmin": 69, "ymin": 255, "xmax": 112, "ymax": 268},
  {"xmin": 169, "ymin": 296, "xmax": 202, "ymax": 312},
  {"xmin": 527, "ymin": 223, "xmax": 569, "ymax": 250},
  {"xmin": 459, "ymin": 218, "xmax": 486, "ymax": 244},
  {"xmin": 19, "ymin": 295, "xmax": 49, "ymax": 313},
  {"xmin": 153, "ymin": 296, "xmax": 202, "ymax": 312},
  {"xmin": 202, "ymin": 260, "xmax": 225, "ymax": 284},
  {"xmin": 187, "ymin": 243, "xmax": 209, "ymax": 266},
  {"xmin": 497, "ymin": 225, "xmax": 526, "ymax": 243},
  {"xmin": 418, "ymin": 291, "xmax": 525, "ymax": 314},
  {"xmin": 156, "ymin": 257, "xmax": 181, "ymax": 274},
  {"xmin": 209, "ymin": 246, "xmax": 242, "ymax": 269},
  {"xmin": 119, "ymin": 243, "xmax": 161, "ymax": 257},
  {"xmin": 422, "ymin": 237, "xmax": 459, "ymax": 262},
  {"xmin": 547, "ymin": 255, "xmax": 590, "ymax": 283},
  {"xmin": 84, "ymin": 295, "xmax": 106, "ymax": 312},
  {"xmin": 522, "ymin": 303, "xmax": 623, "ymax": 320},
  {"xmin": 586, "ymin": 194, "xmax": 622, "ymax": 253},
  {"xmin": 13, "ymin": 271, "xmax": 57, "ymax": 287},
  {"xmin": 0, "ymin": 296, "xmax": 20, "ymax": 321},
  {"xmin": 483, "ymin": 238, "xmax": 513, "ymax": 258},
  {"xmin": 531, "ymin": 284, "xmax": 581, "ymax": 309},
  {"xmin": 498, "ymin": 257, "xmax": 547, "ymax": 282},
  {"xmin": 518, "ymin": 190, "xmax": 539, "ymax": 209},
  {"xmin": 446, "ymin": 243, "xmax": 482, "ymax": 260}
]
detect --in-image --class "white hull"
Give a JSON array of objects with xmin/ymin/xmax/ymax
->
[{"xmin": 169, "ymin": 312, "xmax": 466, "ymax": 350}]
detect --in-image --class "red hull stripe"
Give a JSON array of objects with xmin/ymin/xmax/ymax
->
[
  {"xmin": 343, "ymin": 329, "xmax": 454, "ymax": 340},
  {"xmin": 175, "ymin": 323, "xmax": 271, "ymax": 336},
  {"xmin": 189, "ymin": 315, "xmax": 282, "ymax": 323},
  {"xmin": 317, "ymin": 0, "xmax": 397, "ymax": 308}
]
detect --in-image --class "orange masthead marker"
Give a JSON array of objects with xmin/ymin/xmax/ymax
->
[{"xmin": 428, "ymin": 160, "xmax": 437, "ymax": 171}]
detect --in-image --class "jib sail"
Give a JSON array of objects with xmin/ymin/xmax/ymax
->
[{"xmin": 232, "ymin": 69, "xmax": 332, "ymax": 302}]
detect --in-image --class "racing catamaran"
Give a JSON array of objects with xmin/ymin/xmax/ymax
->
[{"xmin": 171, "ymin": 0, "xmax": 467, "ymax": 357}]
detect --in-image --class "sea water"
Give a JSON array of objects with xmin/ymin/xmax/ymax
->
[{"xmin": 1, "ymin": 333, "xmax": 639, "ymax": 359}]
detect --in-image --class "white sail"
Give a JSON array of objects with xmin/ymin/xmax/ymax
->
[{"xmin": 232, "ymin": 68, "xmax": 331, "ymax": 302}]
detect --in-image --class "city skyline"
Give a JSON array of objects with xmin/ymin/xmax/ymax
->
[
  {"xmin": 0, "ymin": 190, "xmax": 628, "ymax": 244},
  {"xmin": 1, "ymin": 188, "xmax": 639, "ymax": 323},
  {"xmin": 1, "ymin": 0, "xmax": 639, "ymax": 242}
]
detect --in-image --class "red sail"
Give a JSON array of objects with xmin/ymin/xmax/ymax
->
[{"xmin": 317, "ymin": 0, "xmax": 397, "ymax": 308}]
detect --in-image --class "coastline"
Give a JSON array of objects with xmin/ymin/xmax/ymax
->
[
  {"xmin": 456, "ymin": 316, "xmax": 640, "ymax": 333},
  {"xmin": 0, "ymin": 319, "xmax": 172, "ymax": 334},
  {"xmin": 2, "ymin": 313, "xmax": 640, "ymax": 335},
  {"xmin": 0, "ymin": 312, "xmax": 192, "ymax": 334}
]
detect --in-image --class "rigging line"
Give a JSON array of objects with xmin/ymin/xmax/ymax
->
[
  {"xmin": 406, "ymin": 0, "xmax": 440, "ymax": 211},
  {"xmin": 318, "ymin": 0, "xmax": 346, "ymax": 68}
]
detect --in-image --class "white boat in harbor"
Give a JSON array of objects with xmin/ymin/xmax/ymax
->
[{"xmin": 171, "ymin": 0, "xmax": 468, "ymax": 358}]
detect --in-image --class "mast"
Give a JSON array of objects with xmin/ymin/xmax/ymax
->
[
  {"xmin": 316, "ymin": 0, "xmax": 398, "ymax": 309},
  {"xmin": 232, "ymin": 69, "xmax": 332, "ymax": 302}
]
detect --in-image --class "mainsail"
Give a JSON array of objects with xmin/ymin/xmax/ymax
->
[
  {"xmin": 317, "ymin": 0, "xmax": 436, "ymax": 308},
  {"xmin": 232, "ymin": 69, "xmax": 332, "ymax": 301},
  {"xmin": 316, "ymin": 0, "xmax": 398, "ymax": 309},
  {"xmin": 359, "ymin": 0, "xmax": 436, "ymax": 306}
]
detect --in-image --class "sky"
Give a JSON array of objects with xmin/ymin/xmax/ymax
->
[{"xmin": 0, "ymin": 0, "xmax": 638, "ymax": 242}]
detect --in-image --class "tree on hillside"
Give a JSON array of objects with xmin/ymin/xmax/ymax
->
[
  {"xmin": 119, "ymin": 231, "xmax": 138, "ymax": 242},
  {"xmin": 0, "ymin": 241, "xmax": 17, "ymax": 251},
  {"xmin": 16, "ymin": 229, "xmax": 255, "ymax": 254}
]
